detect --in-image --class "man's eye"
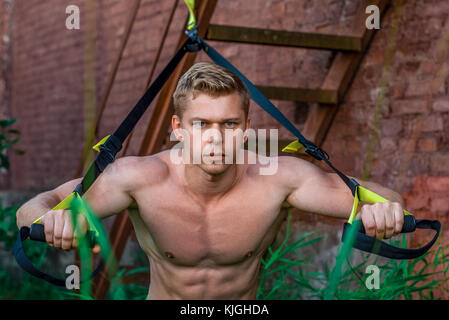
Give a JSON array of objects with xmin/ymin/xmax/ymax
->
[
  {"xmin": 194, "ymin": 121, "xmax": 205, "ymax": 127},
  {"xmin": 225, "ymin": 122, "xmax": 236, "ymax": 127}
]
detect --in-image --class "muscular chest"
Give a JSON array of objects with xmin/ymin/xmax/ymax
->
[{"xmin": 131, "ymin": 182, "xmax": 286, "ymax": 266}]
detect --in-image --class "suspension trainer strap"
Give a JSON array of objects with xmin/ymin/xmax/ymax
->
[
  {"xmin": 195, "ymin": 36, "xmax": 441, "ymax": 260},
  {"xmin": 13, "ymin": 37, "xmax": 202, "ymax": 286}
]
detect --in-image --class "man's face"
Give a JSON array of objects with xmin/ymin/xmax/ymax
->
[{"xmin": 172, "ymin": 92, "xmax": 250, "ymax": 176}]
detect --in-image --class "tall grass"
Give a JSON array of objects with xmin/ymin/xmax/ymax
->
[{"xmin": 257, "ymin": 211, "xmax": 449, "ymax": 300}]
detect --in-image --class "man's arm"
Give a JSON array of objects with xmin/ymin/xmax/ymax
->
[
  {"xmin": 278, "ymin": 156, "xmax": 405, "ymax": 239},
  {"xmin": 16, "ymin": 156, "xmax": 143, "ymax": 250}
]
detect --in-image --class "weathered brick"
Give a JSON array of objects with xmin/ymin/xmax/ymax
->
[
  {"xmin": 381, "ymin": 118, "xmax": 402, "ymax": 136},
  {"xmin": 346, "ymin": 140, "xmax": 360, "ymax": 154},
  {"xmin": 430, "ymin": 153, "xmax": 449, "ymax": 173},
  {"xmin": 430, "ymin": 197, "xmax": 449, "ymax": 214},
  {"xmin": 432, "ymin": 99, "xmax": 449, "ymax": 112},
  {"xmin": 391, "ymin": 100, "xmax": 427, "ymax": 115},
  {"xmin": 380, "ymin": 137, "xmax": 396, "ymax": 151},
  {"xmin": 405, "ymin": 80, "xmax": 445, "ymax": 98},
  {"xmin": 427, "ymin": 176, "xmax": 449, "ymax": 192},
  {"xmin": 406, "ymin": 193, "xmax": 430, "ymax": 211},
  {"xmin": 390, "ymin": 85, "xmax": 406, "ymax": 99},
  {"xmin": 418, "ymin": 138, "xmax": 438, "ymax": 152},
  {"xmin": 421, "ymin": 115, "xmax": 444, "ymax": 132}
]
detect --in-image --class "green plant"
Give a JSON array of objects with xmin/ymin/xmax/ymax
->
[
  {"xmin": 256, "ymin": 211, "xmax": 449, "ymax": 300},
  {"xmin": 0, "ymin": 118, "xmax": 25, "ymax": 170},
  {"xmin": 0, "ymin": 200, "xmax": 73, "ymax": 299},
  {"xmin": 257, "ymin": 212, "xmax": 323, "ymax": 299}
]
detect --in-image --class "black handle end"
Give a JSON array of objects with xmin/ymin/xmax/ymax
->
[{"xmin": 29, "ymin": 223, "xmax": 46, "ymax": 242}]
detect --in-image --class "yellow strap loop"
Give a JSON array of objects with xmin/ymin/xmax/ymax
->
[
  {"xmin": 32, "ymin": 134, "xmax": 115, "ymax": 239},
  {"xmin": 282, "ymin": 139, "xmax": 305, "ymax": 153},
  {"xmin": 184, "ymin": 0, "xmax": 196, "ymax": 30},
  {"xmin": 92, "ymin": 135, "xmax": 110, "ymax": 152}
]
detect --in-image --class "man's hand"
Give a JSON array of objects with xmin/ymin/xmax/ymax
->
[
  {"xmin": 40, "ymin": 210, "xmax": 100, "ymax": 253},
  {"xmin": 358, "ymin": 202, "xmax": 405, "ymax": 239}
]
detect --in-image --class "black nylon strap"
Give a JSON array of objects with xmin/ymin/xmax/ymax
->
[
  {"xmin": 13, "ymin": 227, "xmax": 104, "ymax": 287},
  {"xmin": 342, "ymin": 219, "xmax": 441, "ymax": 259},
  {"xmin": 196, "ymin": 35, "xmax": 441, "ymax": 260},
  {"xmin": 13, "ymin": 37, "xmax": 196, "ymax": 286},
  {"xmin": 81, "ymin": 37, "xmax": 197, "ymax": 195},
  {"xmin": 95, "ymin": 134, "xmax": 123, "ymax": 173},
  {"xmin": 112, "ymin": 37, "xmax": 199, "ymax": 143}
]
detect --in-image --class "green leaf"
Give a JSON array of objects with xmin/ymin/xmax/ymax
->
[
  {"xmin": 0, "ymin": 118, "xmax": 16, "ymax": 128},
  {"xmin": 0, "ymin": 153, "xmax": 10, "ymax": 169}
]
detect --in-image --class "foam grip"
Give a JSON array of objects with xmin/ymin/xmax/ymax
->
[
  {"xmin": 29, "ymin": 223, "xmax": 97, "ymax": 248},
  {"xmin": 358, "ymin": 214, "xmax": 416, "ymax": 234}
]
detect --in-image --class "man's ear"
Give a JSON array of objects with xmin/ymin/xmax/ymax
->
[{"xmin": 171, "ymin": 115, "xmax": 183, "ymax": 141}]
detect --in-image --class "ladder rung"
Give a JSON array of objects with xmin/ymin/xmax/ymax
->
[
  {"xmin": 206, "ymin": 24, "xmax": 363, "ymax": 52},
  {"xmin": 256, "ymin": 85, "xmax": 339, "ymax": 104}
]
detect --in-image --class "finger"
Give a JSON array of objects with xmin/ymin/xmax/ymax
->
[
  {"xmin": 384, "ymin": 203, "xmax": 395, "ymax": 239},
  {"xmin": 76, "ymin": 214, "xmax": 88, "ymax": 235},
  {"xmin": 72, "ymin": 236, "xmax": 78, "ymax": 249},
  {"xmin": 373, "ymin": 203, "xmax": 386, "ymax": 240},
  {"xmin": 61, "ymin": 212, "xmax": 74, "ymax": 250},
  {"xmin": 393, "ymin": 202, "xmax": 404, "ymax": 235},
  {"xmin": 361, "ymin": 205, "xmax": 376, "ymax": 237},
  {"xmin": 42, "ymin": 212, "xmax": 55, "ymax": 245},
  {"xmin": 53, "ymin": 210, "xmax": 64, "ymax": 248},
  {"xmin": 92, "ymin": 244, "xmax": 101, "ymax": 254},
  {"xmin": 74, "ymin": 214, "xmax": 91, "ymax": 248}
]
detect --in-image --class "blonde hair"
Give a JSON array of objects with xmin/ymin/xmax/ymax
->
[{"xmin": 173, "ymin": 62, "xmax": 250, "ymax": 118}]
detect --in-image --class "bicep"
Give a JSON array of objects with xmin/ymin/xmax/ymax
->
[
  {"xmin": 43, "ymin": 158, "xmax": 138, "ymax": 221},
  {"xmin": 282, "ymin": 157, "xmax": 354, "ymax": 219},
  {"xmin": 81, "ymin": 158, "xmax": 135, "ymax": 219}
]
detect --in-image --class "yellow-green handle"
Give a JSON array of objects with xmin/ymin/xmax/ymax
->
[
  {"xmin": 32, "ymin": 192, "xmax": 99, "ymax": 238},
  {"xmin": 348, "ymin": 185, "xmax": 412, "ymax": 224}
]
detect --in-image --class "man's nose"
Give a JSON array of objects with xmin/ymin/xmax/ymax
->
[{"xmin": 205, "ymin": 126, "xmax": 223, "ymax": 144}]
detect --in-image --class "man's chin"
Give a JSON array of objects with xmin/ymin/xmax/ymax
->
[{"xmin": 199, "ymin": 163, "xmax": 230, "ymax": 175}]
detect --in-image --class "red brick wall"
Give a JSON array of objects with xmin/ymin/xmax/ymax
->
[
  {"xmin": 0, "ymin": 0, "xmax": 12, "ymax": 119},
  {"xmin": 320, "ymin": 0, "xmax": 449, "ymax": 247},
  {"xmin": 0, "ymin": 0, "xmax": 13, "ymax": 189},
  {"xmin": 4, "ymin": 0, "xmax": 449, "ymax": 246}
]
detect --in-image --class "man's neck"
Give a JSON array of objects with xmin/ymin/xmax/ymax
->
[{"xmin": 181, "ymin": 164, "xmax": 245, "ymax": 204}]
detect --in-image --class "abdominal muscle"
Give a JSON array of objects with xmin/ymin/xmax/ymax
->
[
  {"xmin": 127, "ymin": 206, "xmax": 285, "ymax": 300},
  {"xmin": 146, "ymin": 254, "xmax": 262, "ymax": 300}
]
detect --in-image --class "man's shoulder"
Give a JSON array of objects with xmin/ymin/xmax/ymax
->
[
  {"xmin": 247, "ymin": 153, "xmax": 317, "ymax": 189},
  {"xmin": 245, "ymin": 152, "xmax": 309, "ymax": 175},
  {"xmin": 111, "ymin": 152, "xmax": 170, "ymax": 185}
]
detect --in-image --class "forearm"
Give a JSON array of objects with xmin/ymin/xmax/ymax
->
[
  {"xmin": 323, "ymin": 177, "xmax": 405, "ymax": 221},
  {"xmin": 16, "ymin": 191, "xmax": 61, "ymax": 228},
  {"xmin": 287, "ymin": 173, "xmax": 405, "ymax": 221},
  {"xmin": 282, "ymin": 156, "xmax": 405, "ymax": 220}
]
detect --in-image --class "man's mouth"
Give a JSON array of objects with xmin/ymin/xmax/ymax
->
[{"xmin": 204, "ymin": 151, "xmax": 224, "ymax": 157}]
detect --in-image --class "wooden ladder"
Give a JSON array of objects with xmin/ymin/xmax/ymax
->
[{"xmin": 92, "ymin": 0, "xmax": 389, "ymax": 299}]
